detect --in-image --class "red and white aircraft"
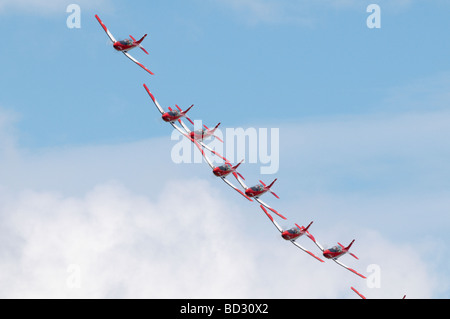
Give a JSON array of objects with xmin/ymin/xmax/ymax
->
[
  {"xmin": 260, "ymin": 205, "xmax": 324, "ymax": 262},
  {"xmin": 193, "ymin": 142, "xmax": 253, "ymax": 201},
  {"xmin": 236, "ymin": 176, "xmax": 287, "ymax": 220},
  {"xmin": 143, "ymin": 84, "xmax": 227, "ymax": 161},
  {"xmin": 189, "ymin": 123, "xmax": 223, "ymax": 143},
  {"xmin": 95, "ymin": 14, "xmax": 154, "ymax": 76},
  {"xmin": 212, "ymin": 160, "xmax": 245, "ymax": 180},
  {"xmin": 162, "ymin": 104, "xmax": 194, "ymax": 125},
  {"xmin": 311, "ymin": 238, "xmax": 366, "ymax": 279},
  {"xmin": 173, "ymin": 111, "xmax": 224, "ymax": 144}
]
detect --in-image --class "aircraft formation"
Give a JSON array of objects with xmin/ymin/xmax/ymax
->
[{"xmin": 95, "ymin": 14, "xmax": 404, "ymax": 298}]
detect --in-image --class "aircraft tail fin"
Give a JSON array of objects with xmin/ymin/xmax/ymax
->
[
  {"xmin": 131, "ymin": 34, "xmax": 149, "ymax": 54},
  {"xmin": 304, "ymin": 221, "xmax": 313, "ymax": 232},
  {"xmin": 212, "ymin": 122, "xmax": 221, "ymax": 132},
  {"xmin": 233, "ymin": 159, "xmax": 244, "ymax": 170},
  {"xmin": 345, "ymin": 240, "xmax": 359, "ymax": 259},
  {"xmin": 346, "ymin": 239, "xmax": 355, "ymax": 250},
  {"xmin": 137, "ymin": 34, "xmax": 147, "ymax": 44},
  {"xmin": 268, "ymin": 178, "xmax": 277, "ymax": 189},
  {"xmin": 183, "ymin": 104, "xmax": 194, "ymax": 114}
]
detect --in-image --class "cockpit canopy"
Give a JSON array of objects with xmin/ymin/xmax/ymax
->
[
  {"xmin": 119, "ymin": 39, "xmax": 133, "ymax": 46},
  {"xmin": 167, "ymin": 110, "xmax": 179, "ymax": 117},
  {"xmin": 287, "ymin": 227, "xmax": 301, "ymax": 235},
  {"xmin": 194, "ymin": 128, "xmax": 207, "ymax": 135},
  {"xmin": 329, "ymin": 246, "xmax": 342, "ymax": 253},
  {"xmin": 250, "ymin": 185, "xmax": 264, "ymax": 192},
  {"xmin": 219, "ymin": 164, "xmax": 231, "ymax": 171}
]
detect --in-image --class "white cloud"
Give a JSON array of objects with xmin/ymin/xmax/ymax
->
[
  {"xmin": 0, "ymin": 180, "xmax": 257, "ymax": 298},
  {"xmin": 0, "ymin": 180, "xmax": 440, "ymax": 298},
  {"xmin": 0, "ymin": 105, "xmax": 445, "ymax": 298}
]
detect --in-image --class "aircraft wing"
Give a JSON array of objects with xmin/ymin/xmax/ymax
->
[
  {"xmin": 177, "ymin": 118, "xmax": 191, "ymax": 134},
  {"xmin": 189, "ymin": 131, "xmax": 217, "ymax": 171},
  {"xmin": 171, "ymin": 122, "xmax": 192, "ymax": 140},
  {"xmin": 95, "ymin": 14, "xmax": 116, "ymax": 43},
  {"xmin": 351, "ymin": 287, "xmax": 367, "ymax": 299},
  {"xmin": 259, "ymin": 205, "xmax": 283, "ymax": 233},
  {"xmin": 254, "ymin": 197, "xmax": 287, "ymax": 220},
  {"xmin": 196, "ymin": 144, "xmax": 215, "ymax": 170},
  {"xmin": 221, "ymin": 177, "xmax": 253, "ymax": 202},
  {"xmin": 234, "ymin": 173, "xmax": 248, "ymax": 190},
  {"xmin": 290, "ymin": 241, "xmax": 325, "ymax": 263},
  {"xmin": 333, "ymin": 259, "xmax": 367, "ymax": 279},
  {"xmin": 201, "ymin": 142, "xmax": 229, "ymax": 161},
  {"xmin": 143, "ymin": 84, "xmax": 165, "ymax": 114},
  {"xmin": 123, "ymin": 51, "xmax": 154, "ymax": 75},
  {"xmin": 305, "ymin": 231, "xmax": 325, "ymax": 252}
]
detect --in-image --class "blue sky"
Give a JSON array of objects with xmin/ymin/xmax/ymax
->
[
  {"xmin": 1, "ymin": 0, "xmax": 448, "ymax": 148},
  {"xmin": 0, "ymin": 0, "xmax": 449, "ymax": 298}
]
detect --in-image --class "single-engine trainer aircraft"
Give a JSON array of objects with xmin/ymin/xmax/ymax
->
[
  {"xmin": 95, "ymin": 14, "xmax": 154, "ymax": 75},
  {"xmin": 193, "ymin": 142, "xmax": 253, "ymax": 201},
  {"xmin": 260, "ymin": 205, "xmax": 324, "ymax": 262},
  {"xmin": 311, "ymin": 238, "xmax": 367, "ymax": 279},
  {"xmin": 235, "ymin": 176, "xmax": 287, "ymax": 220}
]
